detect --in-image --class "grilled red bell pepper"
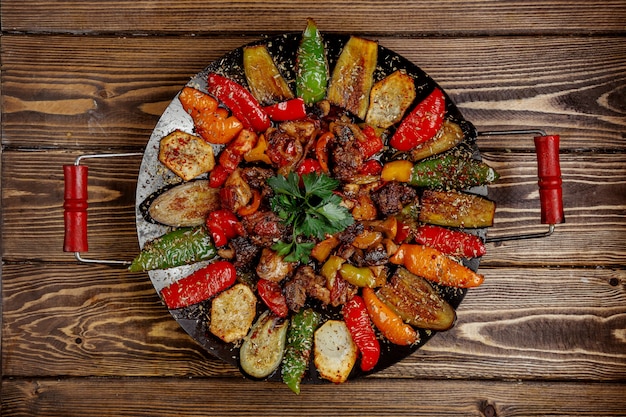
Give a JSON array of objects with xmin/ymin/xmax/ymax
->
[
  {"xmin": 314, "ymin": 131, "xmax": 334, "ymax": 173},
  {"xmin": 209, "ymin": 129, "xmax": 259, "ymax": 188},
  {"xmin": 358, "ymin": 159, "xmax": 383, "ymax": 176},
  {"xmin": 296, "ymin": 158, "xmax": 322, "ymax": 176},
  {"xmin": 360, "ymin": 125, "xmax": 384, "ymax": 159},
  {"xmin": 206, "ymin": 209, "xmax": 245, "ymax": 247},
  {"xmin": 264, "ymin": 98, "xmax": 307, "ymax": 121},
  {"xmin": 390, "ymin": 87, "xmax": 446, "ymax": 152},
  {"xmin": 414, "ymin": 224, "xmax": 486, "ymax": 258},
  {"xmin": 343, "ymin": 295, "xmax": 380, "ymax": 372},
  {"xmin": 206, "ymin": 72, "xmax": 271, "ymax": 132},
  {"xmin": 160, "ymin": 260, "xmax": 237, "ymax": 309},
  {"xmin": 257, "ymin": 278, "xmax": 289, "ymax": 318}
]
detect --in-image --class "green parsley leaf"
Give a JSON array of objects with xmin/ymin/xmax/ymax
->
[{"xmin": 269, "ymin": 172, "xmax": 353, "ymax": 263}]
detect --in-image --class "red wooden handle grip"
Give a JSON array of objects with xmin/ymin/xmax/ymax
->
[
  {"xmin": 63, "ymin": 165, "xmax": 89, "ymax": 252},
  {"xmin": 534, "ymin": 135, "xmax": 565, "ymax": 225}
]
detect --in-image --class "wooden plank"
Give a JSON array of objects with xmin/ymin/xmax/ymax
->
[
  {"xmin": 2, "ymin": 150, "xmax": 624, "ymax": 266},
  {"xmin": 2, "ymin": 35, "xmax": 624, "ymax": 151},
  {"xmin": 3, "ymin": 264, "xmax": 625, "ymax": 380},
  {"xmin": 2, "ymin": 0, "xmax": 625, "ymax": 35},
  {"xmin": 3, "ymin": 377, "xmax": 626, "ymax": 417}
]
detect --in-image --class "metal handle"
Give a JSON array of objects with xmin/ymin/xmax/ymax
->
[
  {"xmin": 63, "ymin": 152, "xmax": 142, "ymax": 265},
  {"xmin": 477, "ymin": 129, "xmax": 565, "ymax": 243}
]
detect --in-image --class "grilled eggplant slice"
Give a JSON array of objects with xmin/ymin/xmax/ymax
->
[
  {"xmin": 148, "ymin": 180, "xmax": 220, "ymax": 227},
  {"xmin": 327, "ymin": 36, "xmax": 378, "ymax": 120},
  {"xmin": 240, "ymin": 311, "xmax": 289, "ymax": 379},
  {"xmin": 365, "ymin": 70, "xmax": 416, "ymax": 129},
  {"xmin": 419, "ymin": 190, "xmax": 496, "ymax": 228},
  {"xmin": 377, "ymin": 267, "xmax": 456, "ymax": 331},
  {"xmin": 243, "ymin": 45, "xmax": 294, "ymax": 105}
]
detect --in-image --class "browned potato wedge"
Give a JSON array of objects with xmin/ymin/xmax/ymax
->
[
  {"xmin": 210, "ymin": 283, "xmax": 257, "ymax": 343},
  {"xmin": 365, "ymin": 70, "xmax": 416, "ymax": 128},
  {"xmin": 313, "ymin": 320, "xmax": 357, "ymax": 384},
  {"xmin": 148, "ymin": 180, "xmax": 220, "ymax": 227},
  {"xmin": 158, "ymin": 129, "xmax": 216, "ymax": 181},
  {"xmin": 377, "ymin": 267, "xmax": 456, "ymax": 331},
  {"xmin": 240, "ymin": 311, "xmax": 289, "ymax": 379},
  {"xmin": 327, "ymin": 36, "xmax": 378, "ymax": 120},
  {"xmin": 244, "ymin": 44, "xmax": 294, "ymax": 105}
]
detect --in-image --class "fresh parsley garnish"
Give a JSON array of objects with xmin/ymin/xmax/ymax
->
[{"xmin": 268, "ymin": 172, "xmax": 354, "ymax": 263}]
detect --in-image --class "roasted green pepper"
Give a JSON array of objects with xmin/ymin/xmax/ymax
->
[
  {"xmin": 295, "ymin": 18, "xmax": 329, "ymax": 105},
  {"xmin": 128, "ymin": 226, "xmax": 216, "ymax": 272},
  {"xmin": 281, "ymin": 308, "xmax": 321, "ymax": 394}
]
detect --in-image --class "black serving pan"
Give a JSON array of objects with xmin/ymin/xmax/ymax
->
[{"xmin": 134, "ymin": 31, "xmax": 485, "ymax": 383}]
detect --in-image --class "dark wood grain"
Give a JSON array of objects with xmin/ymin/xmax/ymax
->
[
  {"xmin": 2, "ymin": 35, "xmax": 624, "ymax": 150},
  {"xmin": 2, "ymin": 151, "xmax": 624, "ymax": 266},
  {"xmin": 3, "ymin": 0, "xmax": 626, "ymax": 35},
  {"xmin": 3, "ymin": 378, "xmax": 626, "ymax": 417},
  {"xmin": 3, "ymin": 263, "xmax": 624, "ymax": 380}
]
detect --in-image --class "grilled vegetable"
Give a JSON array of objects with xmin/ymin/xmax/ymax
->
[
  {"xmin": 206, "ymin": 209, "xmax": 245, "ymax": 247},
  {"xmin": 419, "ymin": 190, "xmax": 496, "ymax": 228},
  {"xmin": 390, "ymin": 244, "xmax": 484, "ymax": 288},
  {"xmin": 264, "ymin": 98, "xmax": 307, "ymax": 121},
  {"xmin": 410, "ymin": 120, "xmax": 465, "ymax": 161},
  {"xmin": 389, "ymin": 88, "xmax": 446, "ymax": 152},
  {"xmin": 243, "ymin": 44, "xmax": 294, "ymax": 105},
  {"xmin": 209, "ymin": 283, "xmax": 257, "ymax": 343},
  {"xmin": 377, "ymin": 267, "xmax": 456, "ymax": 330},
  {"xmin": 282, "ymin": 308, "xmax": 321, "ymax": 394},
  {"xmin": 295, "ymin": 18, "xmax": 329, "ymax": 105},
  {"xmin": 365, "ymin": 70, "xmax": 416, "ymax": 129},
  {"xmin": 339, "ymin": 263, "xmax": 377, "ymax": 288},
  {"xmin": 363, "ymin": 287, "xmax": 418, "ymax": 346},
  {"xmin": 359, "ymin": 125, "xmax": 384, "ymax": 159},
  {"xmin": 148, "ymin": 180, "xmax": 221, "ymax": 227},
  {"xmin": 257, "ymin": 279, "xmax": 289, "ymax": 318},
  {"xmin": 158, "ymin": 130, "xmax": 216, "ymax": 181},
  {"xmin": 314, "ymin": 320, "xmax": 358, "ymax": 383},
  {"xmin": 342, "ymin": 295, "xmax": 380, "ymax": 372},
  {"xmin": 327, "ymin": 36, "xmax": 378, "ymax": 119},
  {"xmin": 128, "ymin": 226, "xmax": 216, "ymax": 272},
  {"xmin": 414, "ymin": 224, "xmax": 486, "ymax": 258},
  {"xmin": 240, "ymin": 311, "xmax": 289, "ymax": 379},
  {"xmin": 178, "ymin": 86, "xmax": 243, "ymax": 145},
  {"xmin": 159, "ymin": 260, "xmax": 237, "ymax": 309},
  {"xmin": 207, "ymin": 72, "xmax": 271, "ymax": 132},
  {"xmin": 381, "ymin": 154, "xmax": 499, "ymax": 190}
]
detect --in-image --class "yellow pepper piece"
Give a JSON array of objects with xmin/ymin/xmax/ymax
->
[
  {"xmin": 339, "ymin": 264, "xmax": 376, "ymax": 288},
  {"xmin": 244, "ymin": 134, "xmax": 272, "ymax": 165},
  {"xmin": 381, "ymin": 160, "xmax": 413, "ymax": 182}
]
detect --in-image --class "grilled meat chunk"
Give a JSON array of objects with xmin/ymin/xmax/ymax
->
[
  {"xmin": 370, "ymin": 181, "xmax": 418, "ymax": 216},
  {"xmin": 241, "ymin": 210, "xmax": 289, "ymax": 247}
]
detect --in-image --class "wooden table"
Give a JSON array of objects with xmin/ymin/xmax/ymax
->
[{"xmin": 2, "ymin": 1, "xmax": 625, "ymax": 416}]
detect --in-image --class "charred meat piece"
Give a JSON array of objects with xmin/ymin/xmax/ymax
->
[
  {"xmin": 241, "ymin": 210, "xmax": 290, "ymax": 247},
  {"xmin": 241, "ymin": 166, "xmax": 276, "ymax": 202},
  {"xmin": 256, "ymin": 248, "xmax": 296, "ymax": 283},
  {"xmin": 370, "ymin": 181, "xmax": 418, "ymax": 216},
  {"xmin": 284, "ymin": 265, "xmax": 330, "ymax": 312},
  {"xmin": 230, "ymin": 236, "xmax": 261, "ymax": 271},
  {"xmin": 329, "ymin": 124, "xmax": 364, "ymax": 182}
]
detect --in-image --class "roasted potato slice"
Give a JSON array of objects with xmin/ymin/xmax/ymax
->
[
  {"xmin": 158, "ymin": 129, "xmax": 216, "ymax": 181},
  {"xmin": 365, "ymin": 70, "xmax": 416, "ymax": 128},
  {"xmin": 148, "ymin": 180, "xmax": 220, "ymax": 227},
  {"xmin": 313, "ymin": 320, "xmax": 358, "ymax": 384},
  {"xmin": 210, "ymin": 283, "xmax": 257, "ymax": 343}
]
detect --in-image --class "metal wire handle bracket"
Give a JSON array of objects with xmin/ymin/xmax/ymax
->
[
  {"xmin": 477, "ymin": 129, "xmax": 565, "ymax": 243},
  {"xmin": 63, "ymin": 152, "xmax": 143, "ymax": 266}
]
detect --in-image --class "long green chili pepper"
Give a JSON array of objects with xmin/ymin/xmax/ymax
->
[
  {"xmin": 295, "ymin": 18, "xmax": 328, "ymax": 105},
  {"xmin": 281, "ymin": 308, "xmax": 321, "ymax": 394},
  {"xmin": 129, "ymin": 226, "xmax": 216, "ymax": 272},
  {"xmin": 409, "ymin": 154, "xmax": 500, "ymax": 190}
]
